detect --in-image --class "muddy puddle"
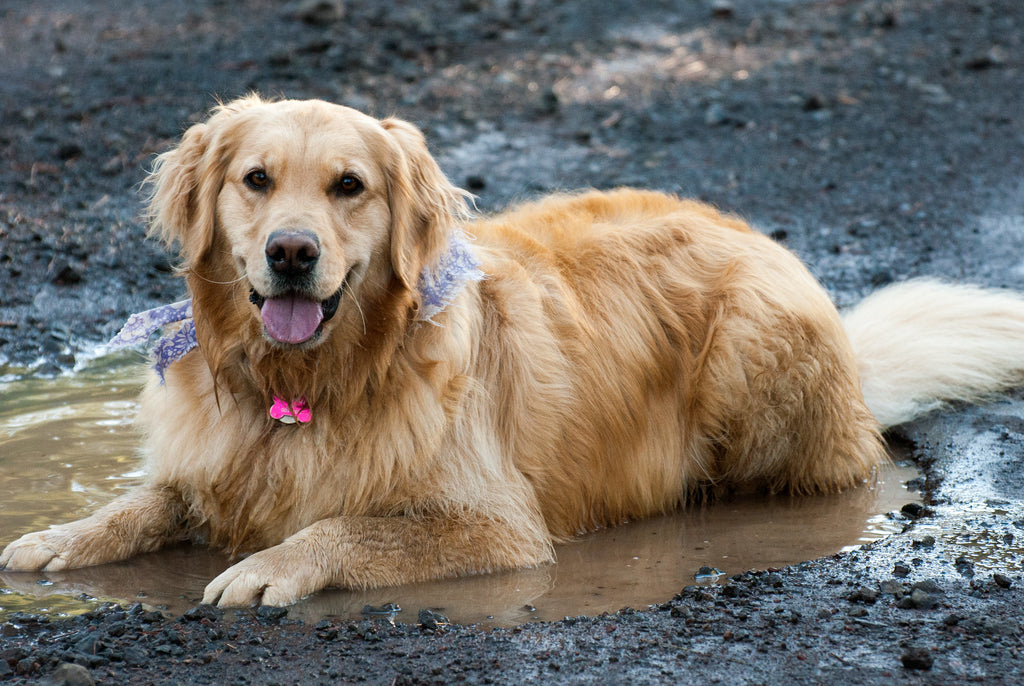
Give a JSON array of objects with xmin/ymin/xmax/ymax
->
[{"xmin": 1, "ymin": 358, "xmax": 922, "ymax": 627}]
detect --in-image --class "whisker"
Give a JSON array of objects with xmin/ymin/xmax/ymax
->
[
  {"xmin": 182, "ymin": 267, "xmax": 250, "ymax": 286},
  {"xmin": 344, "ymin": 274, "xmax": 367, "ymax": 336}
]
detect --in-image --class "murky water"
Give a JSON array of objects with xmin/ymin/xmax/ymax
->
[{"xmin": 0, "ymin": 358, "xmax": 921, "ymax": 626}]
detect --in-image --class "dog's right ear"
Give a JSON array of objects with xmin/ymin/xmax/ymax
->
[
  {"xmin": 146, "ymin": 96, "xmax": 264, "ymax": 264},
  {"xmin": 145, "ymin": 121, "xmax": 219, "ymax": 264}
]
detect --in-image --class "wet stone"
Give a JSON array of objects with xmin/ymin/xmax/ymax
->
[
  {"xmin": 912, "ymin": 579, "xmax": 943, "ymax": 595},
  {"xmin": 899, "ymin": 588, "xmax": 939, "ymax": 610},
  {"xmin": 955, "ymin": 556, "xmax": 975, "ymax": 577},
  {"xmin": 74, "ymin": 633, "xmax": 103, "ymax": 656},
  {"xmin": 912, "ymin": 535, "xmax": 935, "ymax": 548},
  {"xmin": 846, "ymin": 586, "xmax": 879, "ymax": 604},
  {"xmin": 879, "ymin": 580, "xmax": 906, "ymax": 598},
  {"xmin": 993, "ymin": 573, "xmax": 1013, "ymax": 589},
  {"xmin": 255, "ymin": 606, "xmax": 288, "ymax": 622},
  {"xmin": 183, "ymin": 604, "xmax": 223, "ymax": 622},
  {"xmin": 44, "ymin": 661, "xmax": 96, "ymax": 686},
  {"xmin": 901, "ymin": 646, "xmax": 934, "ymax": 670},
  {"xmin": 900, "ymin": 502, "xmax": 926, "ymax": 519},
  {"xmin": 418, "ymin": 609, "xmax": 450, "ymax": 632}
]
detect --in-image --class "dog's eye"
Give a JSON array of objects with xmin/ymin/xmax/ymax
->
[
  {"xmin": 244, "ymin": 169, "xmax": 270, "ymax": 191},
  {"xmin": 335, "ymin": 175, "xmax": 364, "ymax": 197}
]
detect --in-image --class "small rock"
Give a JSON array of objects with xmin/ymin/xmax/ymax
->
[
  {"xmin": 879, "ymin": 580, "xmax": 906, "ymax": 598},
  {"xmin": 670, "ymin": 605, "xmax": 693, "ymax": 619},
  {"xmin": 912, "ymin": 579, "xmax": 943, "ymax": 594},
  {"xmin": 802, "ymin": 94, "xmax": 827, "ymax": 112},
  {"xmin": 912, "ymin": 535, "xmax": 935, "ymax": 548},
  {"xmin": 537, "ymin": 88, "xmax": 559, "ymax": 116},
  {"xmin": 182, "ymin": 604, "xmax": 223, "ymax": 622},
  {"xmin": 74, "ymin": 633, "xmax": 103, "ymax": 656},
  {"xmin": 57, "ymin": 143, "xmax": 83, "ymax": 161},
  {"xmin": 899, "ymin": 588, "xmax": 938, "ymax": 610},
  {"xmin": 901, "ymin": 502, "xmax": 925, "ymax": 519},
  {"xmin": 51, "ymin": 262, "xmax": 84, "ymax": 286},
  {"xmin": 465, "ymin": 175, "xmax": 487, "ymax": 192},
  {"xmin": 901, "ymin": 646, "xmax": 933, "ymax": 670},
  {"xmin": 695, "ymin": 566, "xmax": 724, "ymax": 581},
  {"xmin": 893, "ymin": 563, "xmax": 911, "ymax": 577},
  {"xmin": 955, "ymin": 556, "xmax": 975, "ymax": 577},
  {"xmin": 710, "ymin": 0, "xmax": 734, "ymax": 19},
  {"xmin": 418, "ymin": 609, "xmax": 449, "ymax": 631},
  {"xmin": 993, "ymin": 573, "xmax": 1013, "ymax": 589},
  {"xmin": 704, "ymin": 103, "xmax": 728, "ymax": 127},
  {"xmin": 846, "ymin": 586, "xmax": 879, "ymax": 604},
  {"xmin": 256, "ymin": 605, "xmax": 288, "ymax": 622},
  {"xmin": 286, "ymin": 0, "xmax": 345, "ymax": 25},
  {"xmin": 964, "ymin": 47, "xmax": 1006, "ymax": 71}
]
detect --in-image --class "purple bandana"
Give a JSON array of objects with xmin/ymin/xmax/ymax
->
[
  {"xmin": 108, "ymin": 299, "xmax": 197, "ymax": 382},
  {"xmin": 108, "ymin": 232, "xmax": 483, "ymax": 379},
  {"xmin": 417, "ymin": 231, "xmax": 484, "ymax": 322}
]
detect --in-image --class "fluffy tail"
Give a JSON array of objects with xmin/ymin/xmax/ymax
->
[{"xmin": 842, "ymin": 279, "xmax": 1024, "ymax": 428}]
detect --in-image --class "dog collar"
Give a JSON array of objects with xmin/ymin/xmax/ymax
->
[{"xmin": 107, "ymin": 231, "xmax": 484, "ymax": 380}]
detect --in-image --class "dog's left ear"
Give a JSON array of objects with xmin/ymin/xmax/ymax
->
[{"xmin": 381, "ymin": 118, "xmax": 471, "ymax": 299}]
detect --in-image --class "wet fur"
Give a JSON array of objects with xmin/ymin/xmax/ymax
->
[{"xmin": 5, "ymin": 96, "xmax": 1024, "ymax": 607}]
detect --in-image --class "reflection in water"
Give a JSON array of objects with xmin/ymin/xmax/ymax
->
[{"xmin": 1, "ymin": 358, "xmax": 921, "ymax": 626}]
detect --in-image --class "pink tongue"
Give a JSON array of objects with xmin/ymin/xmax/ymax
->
[{"xmin": 261, "ymin": 294, "xmax": 323, "ymax": 344}]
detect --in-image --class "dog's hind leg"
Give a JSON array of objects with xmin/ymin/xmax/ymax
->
[{"xmin": 0, "ymin": 485, "xmax": 188, "ymax": 571}]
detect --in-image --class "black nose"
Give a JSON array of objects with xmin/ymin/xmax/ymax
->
[{"xmin": 265, "ymin": 230, "xmax": 320, "ymax": 276}]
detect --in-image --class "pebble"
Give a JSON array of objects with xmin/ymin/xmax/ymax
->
[
  {"xmin": 285, "ymin": 0, "xmax": 345, "ymax": 25},
  {"xmin": 182, "ymin": 604, "xmax": 223, "ymax": 622},
  {"xmin": 879, "ymin": 580, "xmax": 906, "ymax": 598},
  {"xmin": 710, "ymin": 0, "xmax": 734, "ymax": 19},
  {"xmin": 993, "ymin": 573, "xmax": 1013, "ymax": 589},
  {"xmin": 900, "ymin": 502, "xmax": 925, "ymax": 519},
  {"xmin": 912, "ymin": 535, "xmax": 935, "ymax": 548},
  {"xmin": 694, "ymin": 566, "xmax": 724, "ymax": 581},
  {"xmin": 846, "ymin": 586, "xmax": 879, "ymax": 604},
  {"xmin": 256, "ymin": 606, "xmax": 288, "ymax": 622},
  {"xmin": 418, "ymin": 609, "xmax": 449, "ymax": 632},
  {"xmin": 901, "ymin": 646, "xmax": 933, "ymax": 670},
  {"xmin": 955, "ymin": 556, "xmax": 975, "ymax": 577},
  {"xmin": 898, "ymin": 588, "xmax": 938, "ymax": 610},
  {"xmin": 704, "ymin": 103, "xmax": 728, "ymax": 127}
]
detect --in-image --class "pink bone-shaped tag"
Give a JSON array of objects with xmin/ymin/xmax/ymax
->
[{"xmin": 270, "ymin": 396, "xmax": 312, "ymax": 424}]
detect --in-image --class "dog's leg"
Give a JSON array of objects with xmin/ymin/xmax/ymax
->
[
  {"xmin": 0, "ymin": 486, "xmax": 187, "ymax": 571},
  {"xmin": 203, "ymin": 513, "xmax": 554, "ymax": 607}
]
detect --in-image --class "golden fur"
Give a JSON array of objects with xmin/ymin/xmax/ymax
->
[{"xmin": 5, "ymin": 96, "xmax": 1024, "ymax": 607}]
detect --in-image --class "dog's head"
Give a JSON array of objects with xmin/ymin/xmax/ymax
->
[{"xmin": 147, "ymin": 95, "xmax": 470, "ymax": 350}]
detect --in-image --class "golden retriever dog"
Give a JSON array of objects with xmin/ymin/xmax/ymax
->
[{"xmin": 5, "ymin": 95, "xmax": 1024, "ymax": 607}]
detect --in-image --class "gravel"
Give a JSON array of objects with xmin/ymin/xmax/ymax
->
[{"xmin": 2, "ymin": 0, "xmax": 1024, "ymax": 683}]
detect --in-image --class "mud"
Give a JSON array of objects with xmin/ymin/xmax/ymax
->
[{"xmin": 2, "ymin": 0, "xmax": 1023, "ymax": 683}]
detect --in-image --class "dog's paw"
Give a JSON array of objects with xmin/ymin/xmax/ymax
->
[
  {"xmin": 0, "ymin": 529, "xmax": 78, "ymax": 571},
  {"xmin": 202, "ymin": 542, "xmax": 323, "ymax": 607}
]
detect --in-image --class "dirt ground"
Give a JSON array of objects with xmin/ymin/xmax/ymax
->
[{"xmin": 1, "ymin": 0, "xmax": 1023, "ymax": 683}]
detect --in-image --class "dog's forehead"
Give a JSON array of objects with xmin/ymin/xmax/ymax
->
[{"xmin": 229, "ymin": 101, "xmax": 384, "ymax": 165}]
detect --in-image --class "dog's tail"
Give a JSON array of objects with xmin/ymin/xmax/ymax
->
[{"xmin": 842, "ymin": 279, "xmax": 1024, "ymax": 428}]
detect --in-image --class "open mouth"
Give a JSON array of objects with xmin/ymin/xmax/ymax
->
[{"xmin": 248, "ymin": 286, "xmax": 343, "ymax": 345}]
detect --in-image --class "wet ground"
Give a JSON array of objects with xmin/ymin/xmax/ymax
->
[
  {"xmin": 0, "ymin": 358, "xmax": 921, "ymax": 626},
  {"xmin": 1, "ymin": 0, "xmax": 1024, "ymax": 683}
]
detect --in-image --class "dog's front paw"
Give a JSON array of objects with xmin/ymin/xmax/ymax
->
[
  {"xmin": 0, "ymin": 529, "xmax": 79, "ymax": 571},
  {"xmin": 203, "ymin": 542, "xmax": 325, "ymax": 607}
]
